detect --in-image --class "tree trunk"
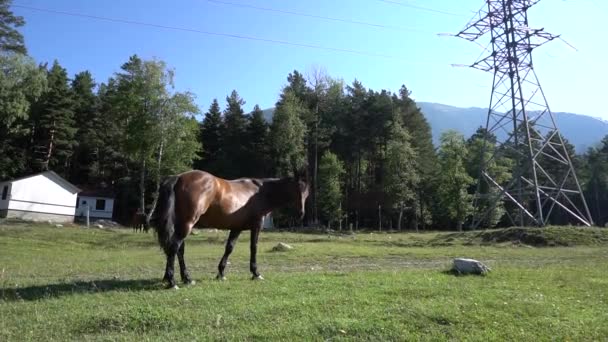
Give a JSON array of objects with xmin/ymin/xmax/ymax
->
[
  {"xmin": 44, "ymin": 122, "xmax": 56, "ymax": 171},
  {"xmin": 398, "ymin": 205, "xmax": 403, "ymax": 231},
  {"xmin": 412, "ymin": 201, "xmax": 419, "ymax": 233},
  {"xmin": 420, "ymin": 198, "xmax": 426, "ymax": 231},
  {"xmin": 357, "ymin": 153, "xmax": 362, "ymax": 193},
  {"xmin": 338, "ymin": 202, "xmax": 342, "ymax": 231},
  {"xmin": 378, "ymin": 204, "xmax": 382, "ymax": 232},
  {"xmin": 345, "ymin": 209, "xmax": 349, "ymax": 231},
  {"xmin": 593, "ymin": 183, "xmax": 600, "ymax": 225},
  {"xmin": 457, "ymin": 220, "xmax": 463, "ymax": 232},
  {"xmin": 139, "ymin": 157, "xmax": 146, "ymax": 213},
  {"xmin": 146, "ymin": 140, "xmax": 164, "ymax": 222},
  {"xmin": 313, "ymin": 104, "xmax": 319, "ymax": 225}
]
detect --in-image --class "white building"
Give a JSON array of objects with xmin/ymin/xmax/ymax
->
[
  {"xmin": 75, "ymin": 190, "xmax": 115, "ymax": 221},
  {"xmin": 0, "ymin": 171, "xmax": 80, "ymax": 223},
  {"xmin": 262, "ymin": 213, "xmax": 274, "ymax": 229}
]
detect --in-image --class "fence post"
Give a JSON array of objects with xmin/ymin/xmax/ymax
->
[{"xmin": 378, "ymin": 204, "xmax": 382, "ymax": 232}]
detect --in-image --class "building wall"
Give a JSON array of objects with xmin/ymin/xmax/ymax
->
[
  {"xmin": 7, "ymin": 174, "xmax": 77, "ymax": 217},
  {"xmin": 263, "ymin": 213, "xmax": 274, "ymax": 229},
  {"xmin": 0, "ymin": 182, "xmax": 11, "ymax": 210},
  {"xmin": 3, "ymin": 209, "xmax": 76, "ymax": 223},
  {"xmin": 75, "ymin": 196, "xmax": 114, "ymax": 219}
]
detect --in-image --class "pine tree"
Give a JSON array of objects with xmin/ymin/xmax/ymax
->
[
  {"xmin": 0, "ymin": 54, "xmax": 46, "ymax": 179},
  {"xmin": 394, "ymin": 85, "xmax": 436, "ymax": 229},
  {"xmin": 466, "ymin": 127, "xmax": 512, "ymax": 227},
  {"xmin": 318, "ymin": 151, "xmax": 345, "ymax": 229},
  {"xmin": 70, "ymin": 71, "xmax": 101, "ymax": 184},
  {"xmin": 30, "ymin": 60, "xmax": 76, "ymax": 176},
  {"xmin": 156, "ymin": 92, "xmax": 201, "ymax": 176},
  {"xmin": 436, "ymin": 130, "xmax": 474, "ymax": 231},
  {"xmin": 0, "ymin": 0, "xmax": 26, "ymax": 54},
  {"xmin": 311, "ymin": 77, "xmax": 343, "ymax": 223},
  {"xmin": 341, "ymin": 80, "xmax": 368, "ymax": 189},
  {"xmin": 196, "ymin": 98, "xmax": 224, "ymax": 174},
  {"xmin": 246, "ymin": 104, "xmax": 270, "ymax": 177},
  {"xmin": 332, "ymin": 80, "xmax": 373, "ymax": 229},
  {"xmin": 280, "ymin": 70, "xmax": 310, "ymax": 104},
  {"xmin": 93, "ymin": 79, "xmax": 128, "ymax": 184},
  {"xmin": 113, "ymin": 55, "xmax": 200, "ymax": 215},
  {"xmin": 221, "ymin": 90, "xmax": 248, "ymax": 177},
  {"xmin": 537, "ymin": 130, "xmax": 581, "ymax": 225},
  {"xmin": 383, "ymin": 114, "xmax": 419, "ymax": 231},
  {"xmin": 0, "ymin": 2, "xmax": 47, "ymax": 179},
  {"xmin": 270, "ymin": 91, "xmax": 308, "ymax": 177},
  {"xmin": 582, "ymin": 144, "xmax": 608, "ymax": 226}
]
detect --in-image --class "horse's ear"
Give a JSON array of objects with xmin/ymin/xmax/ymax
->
[
  {"xmin": 293, "ymin": 166, "xmax": 309, "ymax": 183},
  {"xmin": 293, "ymin": 166, "xmax": 301, "ymax": 181}
]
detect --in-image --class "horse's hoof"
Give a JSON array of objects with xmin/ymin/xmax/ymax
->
[
  {"xmin": 216, "ymin": 275, "xmax": 227, "ymax": 281},
  {"xmin": 166, "ymin": 284, "xmax": 179, "ymax": 290},
  {"xmin": 252, "ymin": 275, "xmax": 264, "ymax": 281},
  {"xmin": 184, "ymin": 280, "xmax": 196, "ymax": 286}
]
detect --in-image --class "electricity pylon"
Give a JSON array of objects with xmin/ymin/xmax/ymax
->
[{"xmin": 455, "ymin": 0, "xmax": 593, "ymax": 227}]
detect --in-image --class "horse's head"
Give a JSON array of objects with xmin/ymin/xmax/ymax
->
[{"xmin": 291, "ymin": 168, "xmax": 310, "ymax": 220}]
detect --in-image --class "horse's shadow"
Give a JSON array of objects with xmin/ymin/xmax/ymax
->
[{"xmin": 0, "ymin": 278, "xmax": 161, "ymax": 302}]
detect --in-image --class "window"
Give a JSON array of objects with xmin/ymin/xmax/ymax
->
[
  {"xmin": 1, "ymin": 186, "xmax": 7, "ymax": 200},
  {"xmin": 95, "ymin": 199, "xmax": 106, "ymax": 211}
]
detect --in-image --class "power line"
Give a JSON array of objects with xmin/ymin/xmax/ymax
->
[
  {"xmin": 12, "ymin": 4, "xmax": 433, "ymax": 63},
  {"xmin": 376, "ymin": 0, "xmax": 466, "ymax": 17},
  {"xmin": 205, "ymin": 0, "xmax": 432, "ymax": 34}
]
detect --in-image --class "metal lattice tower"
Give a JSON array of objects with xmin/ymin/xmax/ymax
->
[{"xmin": 455, "ymin": 0, "xmax": 593, "ymax": 227}]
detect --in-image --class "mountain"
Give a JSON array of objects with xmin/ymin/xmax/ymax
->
[
  {"xmin": 417, "ymin": 102, "xmax": 608, "ymax": 153},
  {"xmin": 259, "ymin": 103, "xmax": 608, "ymax": 153}
]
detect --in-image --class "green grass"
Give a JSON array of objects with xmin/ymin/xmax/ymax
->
[{"xmin": 1, "ymin": 221, "xmax": 607, "ymax": 341}]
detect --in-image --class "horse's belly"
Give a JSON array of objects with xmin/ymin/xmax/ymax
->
[{"xmin": 197, "ymin": 210, "xmax": 250, "ymax": 230}]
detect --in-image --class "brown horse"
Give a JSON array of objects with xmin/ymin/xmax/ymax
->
[
  {"xmin": 150, "ymin": 169, "xmax": 309, "ymax": 288},
  {"xmin": 131, "ymin": 210, "xmax": 147, "ymax": 233}
]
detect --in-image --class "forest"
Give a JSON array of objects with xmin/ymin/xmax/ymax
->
[{"xmin": 2, "ymin": 0, "xmax": 608, "ymax": 230}]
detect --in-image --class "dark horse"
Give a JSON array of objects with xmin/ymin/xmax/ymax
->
[{"xmin": 150, "ymin": 169, "xmax": 309, "ymax": 288}]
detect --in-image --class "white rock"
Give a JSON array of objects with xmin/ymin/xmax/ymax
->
[
  {"xmin": 452, "ymin": 258, "xmax": 490, "ymax": 275},
  {"xmin": 271, "ymin": 242, "xmax": 294, "ymax": 252}
]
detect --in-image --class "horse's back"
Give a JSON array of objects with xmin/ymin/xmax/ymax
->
[{"xmin": 176, "ymin": 170, "xmax": 262, "ymax": 230}]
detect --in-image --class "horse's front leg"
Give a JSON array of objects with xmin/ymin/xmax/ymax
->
[
  {"xmin": 250, "ymin": 219, "xmax": 263, "ymax": 280},
  {"xmin": 217, "ymin": 229, "xmax": 241, "ymax": 280}
]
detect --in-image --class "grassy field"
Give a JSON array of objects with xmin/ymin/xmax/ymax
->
[{"xmin": 1, "ymin": 221, "xmax": 607, "ymax": 341}]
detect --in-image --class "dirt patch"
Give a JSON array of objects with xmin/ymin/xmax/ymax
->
[{"xmin": 478, "ymin": 228, "xmax": 554, "ymax": 246}]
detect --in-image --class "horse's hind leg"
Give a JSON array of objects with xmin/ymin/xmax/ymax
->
[
  {"xmin": 178, "ymin": 241, "xmax": 195, "ymax": 285},
  {"xmin": 163, "ymin": 239, "xmax": 183, "ymax": 289},
  {"xmin": 250, "ymin": 219, "xmax": 264, "ymax": 280},
  {"xmin": 217, "ymin": 229, "xmax": 241, "ymax": 280}
]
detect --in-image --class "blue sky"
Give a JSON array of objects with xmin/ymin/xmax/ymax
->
[{"xmin": 11, "ymin": 0, "xmax": 608, "ymax": 119}]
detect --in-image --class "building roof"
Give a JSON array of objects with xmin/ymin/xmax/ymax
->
[
  {"xmin": 1, "ymin": 171, "xmax": 81, "ymax": 194},
  {"xmin": 78, "ymin": 189, "xmax": 115, "ymax": 199}
]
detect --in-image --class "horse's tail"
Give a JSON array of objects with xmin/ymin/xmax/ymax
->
[{"xmin": 151, "ymin": 175, "xmax": 180, "ymax": 254}]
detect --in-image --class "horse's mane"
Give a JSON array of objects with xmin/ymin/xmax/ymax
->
[{"xmin": 254, "ymin": 177, "xmax": 298, "ymax": 208}]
